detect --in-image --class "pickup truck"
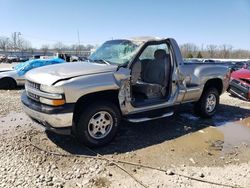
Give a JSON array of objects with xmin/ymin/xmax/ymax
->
[{"xmin": 21, "ymin": 37, "xmax": 230, "ymax": 147}]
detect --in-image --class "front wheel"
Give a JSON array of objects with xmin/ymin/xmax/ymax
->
[
  {"xmin": 0, "ymin": 78, "xmax": 17, "ymax": 89},
  {"xmin": 194, "ymin": 87, "xmax": 219, "ymax": 118},
  {"xmin": 75, "ymin": 102, "xmax": 121, "ymax": 147}
]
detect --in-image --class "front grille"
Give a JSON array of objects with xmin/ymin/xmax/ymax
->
[
  {"xmin": 230, "ymin": 79, "xmax": 249, "ymax": 90},
  {"xmin": 26, "ymin": 80, "xmax": 40, "ymax": 90},
  {"xmin": 230, "ymin": 86, "xmax": 248, "ymax": 99},
  {"xmin": 240, "ymin": 83, "xmax": 249, "ymax": 90},
  {"xmin": 27, "ymin": 91, "xmax": 40, "ymax": 101},
  {"xmin": 231, "ymin": 79, "xmax": 240, "ymax": 84},
  {"xmin": 25, "ymin": 80, "xmax": 41, "ymax": 101}
]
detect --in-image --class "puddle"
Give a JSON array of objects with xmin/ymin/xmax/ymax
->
[
  {"xmin": 114, "ymin": 117, "xmax": 250, "ymax": 167},
  {"xmin": 178, "ymin": 117, "xmax": 250, "ymax": 154},
  {"xmin": 216, "ymin": 118, "xmax": 250, "ymax": 152}
]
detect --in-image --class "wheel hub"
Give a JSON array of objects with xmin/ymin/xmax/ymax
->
[
  {"xmin": 88, "ymin": 111, "xmax": 113, "ymax": 139},
  {"xmin": 206, "ymin": 93, "xmax": 216, "ymax": 113}
]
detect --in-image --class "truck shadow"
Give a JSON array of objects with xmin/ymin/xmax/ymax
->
[{"xmin": 46, "ymin": 103, "xmax": 250, "ymax": 155}]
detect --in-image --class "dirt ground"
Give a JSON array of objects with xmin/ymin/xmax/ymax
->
[{"xmin": 0, "ymin": 81, "xmax": 250, "ymax": 187}]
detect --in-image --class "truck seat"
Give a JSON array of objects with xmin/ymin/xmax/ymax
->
[{"xmin": 133, "ymin": 49, "xmax": 170, "ymax": 99}]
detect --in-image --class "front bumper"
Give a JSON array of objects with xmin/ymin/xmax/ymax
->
[{"xmin": 21, "ymin": 92, "xmax": 74, "ymax": 134}]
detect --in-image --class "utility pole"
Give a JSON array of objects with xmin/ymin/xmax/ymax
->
[
  {"xmin": 77, "ymin": 29, "xmax": 80, "ymax": 55},
  {"xmin": 13, "ymin": 32, "xmax": 21, "ymax": 52}
]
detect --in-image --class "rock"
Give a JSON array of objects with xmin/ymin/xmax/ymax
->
[
  {"xmin": 189, "ymin": 158, "xmax": 196, "ymax": 164},
  {"xmin": 199, "ymin": 173, "xmax": 205, "ymax": 178},
  {"xmin": 22, "ymin": 135, "xmax": 27, "ymax": 139},
  {"xmin": 165, "ymin": 170, "xmax": 175, "ymax": 175},
  {"xmin": 47, "ymin": 182, "xmax": 54, "ymax": 186}
]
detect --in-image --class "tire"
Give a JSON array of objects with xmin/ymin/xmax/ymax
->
[
  {"xmin": 194, "ymin": 87, "xmax": 219, "ymax": 118},
  {"xmin": 0, "ymin": 77, "xmax": 17, "ymax": 89},
  {"xmin": 75, "ymin": 101, "xmax": 121, "ymax": 147}
]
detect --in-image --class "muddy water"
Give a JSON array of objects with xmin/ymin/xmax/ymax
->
[
  {"xmin": 216, "ymin": 118, "xmax": 250, "ymax": 152},
  {"xmin": 115, "ymin": 117, "xmax": 250, "ymax": 167}
]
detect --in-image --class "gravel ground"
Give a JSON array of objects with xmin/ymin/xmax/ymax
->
[
  {"xmin": 0, "ymin": 89, "xmax": 23, "ymax": 115},
  {"xmin": 0, "ymin": 90, "xmax": 250, "ymax": 188}
]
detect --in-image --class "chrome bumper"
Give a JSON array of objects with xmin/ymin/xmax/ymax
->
[{"xmin": 22, "ymin": 103, "xmax": 73, "ymax": 128}]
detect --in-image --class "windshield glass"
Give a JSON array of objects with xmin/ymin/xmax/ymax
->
[{"xmin": 88, "ymin": 40, "xmax": 140, "ymax": 65}]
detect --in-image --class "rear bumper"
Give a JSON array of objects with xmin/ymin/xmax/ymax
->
[{"xmin": 21, "ymin": 92, "xmax": 74, "ymax": 134}]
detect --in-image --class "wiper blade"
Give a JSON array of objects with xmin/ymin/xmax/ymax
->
[
  {"xmin": 88, "ymin": 59, "xmax": 111, "ymax": 65},
  {"xmin": 95, "ymin": 59, "xmax": 111, "ymax": 65}
]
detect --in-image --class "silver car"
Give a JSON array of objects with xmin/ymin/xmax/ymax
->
[{"xmin": 0, "ymin": 58, "xmax": 65, "ymax": 89}]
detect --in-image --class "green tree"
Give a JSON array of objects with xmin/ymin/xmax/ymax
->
[
  {"xmin": 187, "ymin": 53, "xmax": 193, "ymax": 58},
  {"xmin": 196, "ymin": 51, "xmax": 203, "ymax": 58}
]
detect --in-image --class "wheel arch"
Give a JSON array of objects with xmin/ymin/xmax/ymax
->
[
  {"xmin": 203, "ymin": 78, "xmax": 223, "ymax": 95},
  {"xmin": 72, "ymin": 90, "xmax": 120, "ymax": 126}
]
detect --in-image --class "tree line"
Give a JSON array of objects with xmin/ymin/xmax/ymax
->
[
  {"xmin": 180, "ymin": 43, "xmax": 250, "ymax": 59},
  {"xmin": 1, "ymin": 34, "xmax": 250, "ymax": 58},
  {"xmin": 0, "ymin": 34, "xmax": 96, "ymax": 56}
]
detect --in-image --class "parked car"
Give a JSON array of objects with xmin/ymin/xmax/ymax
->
[
  {"xmin": 21, "ymin": 37, "xmax": 230, "ymax": 147},
  {"xmin": 0, "ymin": 54, "xmax": 7, "ymax": 62},
  {"xmin": 229, "ymin": 61, "xmax": 246, "ymax": 72},
  {"xmin": 55, "ymin": 53, "xmax": 79, "ymax": 62},
  {"xmin": 7, "ymin": 55, "xmax": 19, "ymax": 63},
  {"xmin": 202, "ymin": 59, "xmax": 216, "ymax": 63},
  {"xmin": 0, "ymin": 58, "xmax": 65, "ymax": 89},
  {"xmin": 77, "ymin": 56, "xmax": 88, "ymax": 61},
  {"xmin": 228, "ymin": 67, "xmax": 250, "ymax": 100},
  {"xmin": 19, "ymin": 56, "xmax": 30, "ymax": 62}
]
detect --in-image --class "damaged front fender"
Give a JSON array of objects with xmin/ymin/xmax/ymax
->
[{"xmin": 114, "ymin": 67, "xmax": 132, "ymax": 114}]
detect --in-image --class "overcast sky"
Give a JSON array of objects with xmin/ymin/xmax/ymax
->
[{"xmin": 0, "ymin": 0, "xmax": 250, "ymax": 49}]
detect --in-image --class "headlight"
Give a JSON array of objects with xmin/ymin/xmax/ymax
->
[
  {"xmin": 39, "ymin": 85, "xmax": 65, "ymax": 106},
  {"xmin": 40, "ymin": 84, "xmax": 64, "ymax": 94},
  {"xmin": 40, "ymin": 97, "xmax": 65, "ymax": 106}
]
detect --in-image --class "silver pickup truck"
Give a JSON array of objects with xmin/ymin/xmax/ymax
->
[{"xmin": 21, "ymin": 37, "xmax": 230, "ymax": 147}]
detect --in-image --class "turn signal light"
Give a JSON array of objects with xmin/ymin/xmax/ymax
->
[{"xmin": 51, "ymin": 99, "xmax": 66, "ymax": 106}]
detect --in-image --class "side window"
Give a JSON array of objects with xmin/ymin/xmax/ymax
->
[{"xmin": 139, "ymin": 43, "xmax": 169, "ymax": 61}]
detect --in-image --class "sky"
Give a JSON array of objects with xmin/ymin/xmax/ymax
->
[{"xmin": 0, "ymin": 0, "xmax": 250, "ymax": 49}]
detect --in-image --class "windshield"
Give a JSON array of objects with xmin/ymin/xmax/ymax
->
[{"xmin": 88, "ymin": 40, "xmax": 140, "ymax": 65}]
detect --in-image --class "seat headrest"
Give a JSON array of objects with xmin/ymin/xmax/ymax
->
[{"xmin": 154, "ymin": 49, "xmax": 167, "ymax": 59}]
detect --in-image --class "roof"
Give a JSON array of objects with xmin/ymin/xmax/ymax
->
[{"xmin": 109, "ymin": 36, "xmax": 166, "ymax": 45}]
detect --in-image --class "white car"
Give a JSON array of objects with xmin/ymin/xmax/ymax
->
[{"xmin": 0, "ymin": 58, "xmax": 65, "ymax": 89}]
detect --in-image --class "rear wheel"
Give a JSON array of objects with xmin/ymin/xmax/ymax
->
[
  {"xmin": 0, "ymin": 78, "xmax": 17, "ymax": 89},
  {"xmin": 75, "ymin": 101, "xmax": 121, "ymax": 147},
  {"xmin": 194, "ymin": 87, "xmax": 219, "ymax": 118}
]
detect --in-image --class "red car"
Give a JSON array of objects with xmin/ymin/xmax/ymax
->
[{"xmin": 228, "ymin": 67, "xmax": 250, "ymax": 100}]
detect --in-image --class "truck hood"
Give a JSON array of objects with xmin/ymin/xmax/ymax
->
[
  {"xmin": 231, "ymin": 68, "xmax": 250, "ymax": 80},
  {"xmin": 0, "ymin": 70, "xmax": 17, "ymax": 78},
  {"xmin": 25, "ymin": 62, "xmax": 118, "ymax": 85}
]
